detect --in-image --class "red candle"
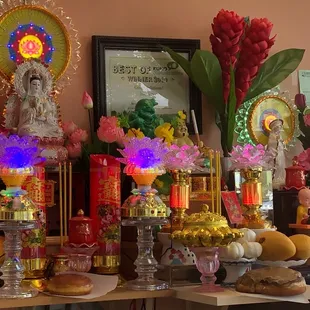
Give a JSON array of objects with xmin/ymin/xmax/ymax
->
[{"xmin": 90, "ymin": 155, "xmax": 121, "ymax": 274}]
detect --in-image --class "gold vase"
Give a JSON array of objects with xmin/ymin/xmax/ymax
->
[{"xmin": 239, "ymin": 167, "xmax": 271, "ymax": 229}]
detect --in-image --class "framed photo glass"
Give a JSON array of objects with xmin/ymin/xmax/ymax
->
[{"xmin": 92, "ymin": 36, "xmax": 202, "ymax": 134}]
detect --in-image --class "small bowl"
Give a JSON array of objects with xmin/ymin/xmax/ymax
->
[{"xmin": 68, "ymin": 254, "xmax": 92, "ymax": 272}]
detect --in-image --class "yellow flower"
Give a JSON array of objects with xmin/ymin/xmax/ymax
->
[
  {"xmin": 154, "ymin": 179, "xmax": 164, "ymax": 188},
  {"xmin": 154, "ymin": 123, "xmax": 174, "ymax": 145},
  {"xmin": 126, "ymin": 128, "xmax": 145, "ymax": 139},
  {"xmin": 178, "ymin": 110, "xmax": 186, "ymax": 120}
]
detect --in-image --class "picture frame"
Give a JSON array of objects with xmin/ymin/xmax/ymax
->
[
  {"xmin": 92, "ymin": 36, "xmax": 202, "ymax": 134},
  {"xmin": 221, "ymin": 191, "xmax": 243, "ymax": 224}
]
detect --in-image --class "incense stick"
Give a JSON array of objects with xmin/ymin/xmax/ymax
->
[
  {"xmin": 191, "ymin": 109, "xmax": 200, "ymax": 144},
  {"xmin": 69, "ymin": 162, "xmax": 72, "ymax": 220},
  {"xmin": 210, "ymin": 151, "xmax": 214, "ymax": 213},
  {"xmin": 59, "ymin": 163, "xmax": 63, "ymax": 247},
  {"xmin": 64, "ymin": 162, "xmax": 67, "ymax": 239}
]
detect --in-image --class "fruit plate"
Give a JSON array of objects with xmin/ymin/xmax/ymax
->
[{"xmin": 255, "ymin": 260, "xmax": 306, "ymax": 268}]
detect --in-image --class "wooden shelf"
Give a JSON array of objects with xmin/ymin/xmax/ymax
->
[
  {"xmin": 1, "ymin": 285, "xmax": 310, "ymax": 309},
  {"xmin": 174, "ymin": 286, "xmax": 310, "ymax": 306},
  {"xmin": 0, "ymin": 288, "xmax": 174, "ymax": 309}
]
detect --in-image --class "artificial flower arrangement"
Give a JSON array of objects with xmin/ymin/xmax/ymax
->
[
  {"xmin": 295, "ymin": 94, "xmax": 310, "ymax": 150},
  {"xmin": 165, "ymin": 9, "xmax": 304, "ymax": 156},
  {"xmin": 296, "ymin": 148, "xmax": 310, "ymax": 171},
  {"xmin": 229, "ymin": 144, "xmax": 272, "ymax": 170}
]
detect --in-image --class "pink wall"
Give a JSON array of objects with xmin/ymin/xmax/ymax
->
[{"xmin": 24, "ymin": 0, "xmax": 310, "ymax": 149}]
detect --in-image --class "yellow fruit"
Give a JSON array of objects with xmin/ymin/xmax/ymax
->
[
  {"xmin": 256, "ymin": 231, "xmax": 296, "ymax": 261},
  {"xmin": 289, "ymin": 234, "xmax": 310, "ymax": 260}
]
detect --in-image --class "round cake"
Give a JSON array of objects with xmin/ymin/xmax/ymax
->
[{"xmin": 47, "ymin": 274, "xmax": 93, "ymax": 296}]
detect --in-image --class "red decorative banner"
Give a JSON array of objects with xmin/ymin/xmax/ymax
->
[
  {"xmin": 21, "ymin": 163, "xmax": 47, "ymax": 272},
  {"xmin": 90, "ymin": 155, "xmax": 121, "ymax": 260}
]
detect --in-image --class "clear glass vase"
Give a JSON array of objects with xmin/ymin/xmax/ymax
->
[
  {"xmin": 0, "ymin": 221, "xmax": 38, "ymax": 298},
  {"xmin": 122, "ymin": 218, "xmax": 169, "ymax": 291},
  {"xmin": 190, "ymin": 247, "xmax": 223, "ymax": 292}
]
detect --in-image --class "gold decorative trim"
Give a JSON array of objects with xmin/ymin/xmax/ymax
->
[
  {"xmin": 0, "ymin": 208, "xmax": 37, "ymax": 221},
  {"xmin": 0, "ymin": 5, "xmax": 71, "ymax": 82},
  {"xmin": 21, "ymin": 258, "xmax": 47, "ymax": 279},
  {"xmin": 121, "ymin": 206, "xmax": 167, "ymax": 218},
  {"xmin": 248, "ymin": 95, "xmax": 295, "ymax": 145},
  {"xmin": 93, "ymin": 255, "xmax": 120, "ymax": 275}
]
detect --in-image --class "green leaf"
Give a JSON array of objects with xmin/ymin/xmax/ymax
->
[
  {"xmin": 190, "ymin": 50, "xmax": 224, "ymax": 114},
  {"xmin": 163, "ymin": 46, "xmax": 194, "ymax": 81},
  {"xmin": 245, "ymin": 48, "xmax": 305, "ymax": 101},
  {"xmin": 227, "ymin": 65, "xmax": 237, "ymax": 153}
]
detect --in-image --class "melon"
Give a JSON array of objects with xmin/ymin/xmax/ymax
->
[
  {"xmin": 289, "ymin": 234, "xmax": 310, "ymax": 260},
  {"xmin": 256, "ymin": 231, "xmax": 296, "ymax": 261}
]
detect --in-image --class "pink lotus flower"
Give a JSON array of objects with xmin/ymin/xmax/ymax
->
[
  {"xmin": 165, "ymin": 145, "xmax": 202, "ymax": 170},
  {"xmin": 97, "ymin": 116, "xmax": 125, "ymax": 143},
  {"xmin": 297, "ymin": 149, "xmax": 310, "ymax": 171},
  {"xmin": 229, "ymin": 143, "xmax": 271, "ymax": 170},
  {"xmin": 69, "ymin": 128, "xmax": 88, "ymax": 144},
  {"xmin": 66, "ymin": 143, "xmax": 82, "ymax": 158},
  {"xmin": 303, "ymin": 114, "xmax": 310, "ymax": 127},
  {"xmin": 81, "ymin": 91, "xmax": 93, "ymax": 110},
  {"xmin": 63, "ymin": 121, "xmax": 78, "ymax": 136}
]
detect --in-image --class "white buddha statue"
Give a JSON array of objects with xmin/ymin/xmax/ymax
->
[
  {"xmin": 17, "ymin": 70, "xmax": 63, "ymax": 139},
  {"xmin": 266, "ymin": 119, "xmax": 286, "ymax": 190}
]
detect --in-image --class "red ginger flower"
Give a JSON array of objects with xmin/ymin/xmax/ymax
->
[
  {"xmin": 210, "ymin": 9, "xmax": 245, "ymax": 103},
  {"xmin": 235, "ymin": 18, "xmax": 276, "ymax": 108}
]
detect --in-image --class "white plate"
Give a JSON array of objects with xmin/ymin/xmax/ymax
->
[{"xmin": 255, "ymin": 260, "xmax": 306, "ymax": 268}]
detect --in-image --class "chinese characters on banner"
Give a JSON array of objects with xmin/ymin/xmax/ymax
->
[{"xmin": 90, "ymin": 155, "xmax": 121, "ymax": 274}]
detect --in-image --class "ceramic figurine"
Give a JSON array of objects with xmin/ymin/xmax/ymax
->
[
  {"xmin": 173, "ymin": 117, "xmax": 194, "ymax": 147},
  {"xmin": 4, "ymin": 60, "xmax": 67, "ymax": 165},
  {"xmin": 267, "ymin": 119, "xmax": 286, "ymax": 190},
  {"xmin": 296, "ymin": 188, "xmax": 310, "ymax": 224},
  {"xmin": 17, "ymin": 69, "xmax": 63, "ymax": 138},
  {"xmin": 128, "ymin": 98, "xmax": 163, "ymax": 137}
]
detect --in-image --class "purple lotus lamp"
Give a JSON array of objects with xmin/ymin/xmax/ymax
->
[
  {"xmin": 118, "ymin": 137, "xmax": 169, "ymax": 291},
  {"xmin": 0, "ymin": 135, "xmax": 44, "ymax": 299}
]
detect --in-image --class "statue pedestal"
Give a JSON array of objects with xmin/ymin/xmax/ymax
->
[{"xmin": 39, "ymin": 137, "xmax": 68, "ymax": 166}]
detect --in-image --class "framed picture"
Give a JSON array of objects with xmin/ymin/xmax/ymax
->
[
  {"xmin": 92, "ymin": 36, "xmax": 202, "ymax": 134},
  {"xmin": 221, "ymin": 191, "xmax": 243, "ymax": 224}
]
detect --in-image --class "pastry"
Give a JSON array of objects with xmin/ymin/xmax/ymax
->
[
  {"xmin": 47, "ymin": 274, "xmax": 93, "ymax": 296},
  {"xmin": 236, "ymin": 267, "xmax": 306, "ymax": 296}
]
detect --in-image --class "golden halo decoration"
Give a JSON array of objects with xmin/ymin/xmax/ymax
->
[
  {"xmin": 235, "ymin": 89, "xmax": 301, "ymax": 148},
  {"xmin": 248, "ymin": 95, "xmax": 295, "ymax": 146},
  {"xmin": 0, "ymin": 0, "xmax": 80, "ymax": 95}
]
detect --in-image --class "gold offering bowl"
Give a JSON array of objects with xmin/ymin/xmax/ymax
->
[{"xmin": 171, "ymin": 205, "xmax": 243, "ymax": 247}]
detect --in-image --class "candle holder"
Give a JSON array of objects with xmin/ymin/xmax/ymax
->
[
  {"xmin": 0, "ymin": 135, "xmax": 44, "ymax": 298},
  {"xmin": 239, "ymin": 167, "xmax": 271, "ymax": 229},
  {"xmin": 118, "ymin": 137, "xmax": 169, "ymax": 291},
  {"xmin": 0, "ymin": 167, "xmax": 38, "ymax": 298},
  {"xmin": 122, "ymin": 168, "xmax": 168, "ymax": 290}
]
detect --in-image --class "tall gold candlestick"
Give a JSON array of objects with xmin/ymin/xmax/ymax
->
[
  {"xmin": 69, "ymin": 162, "xmax": 72, "ymax": 220},
  {"xmin": 210, "ymin": 151, "xmax": 214, "ymax": 213},
  {"xmin": 59, "ymin": 163, "xmax": 63, "ymax": 247},
  {"xmin": 64, "ymin": 162, "xmax": 67, "ymax": 239}
]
